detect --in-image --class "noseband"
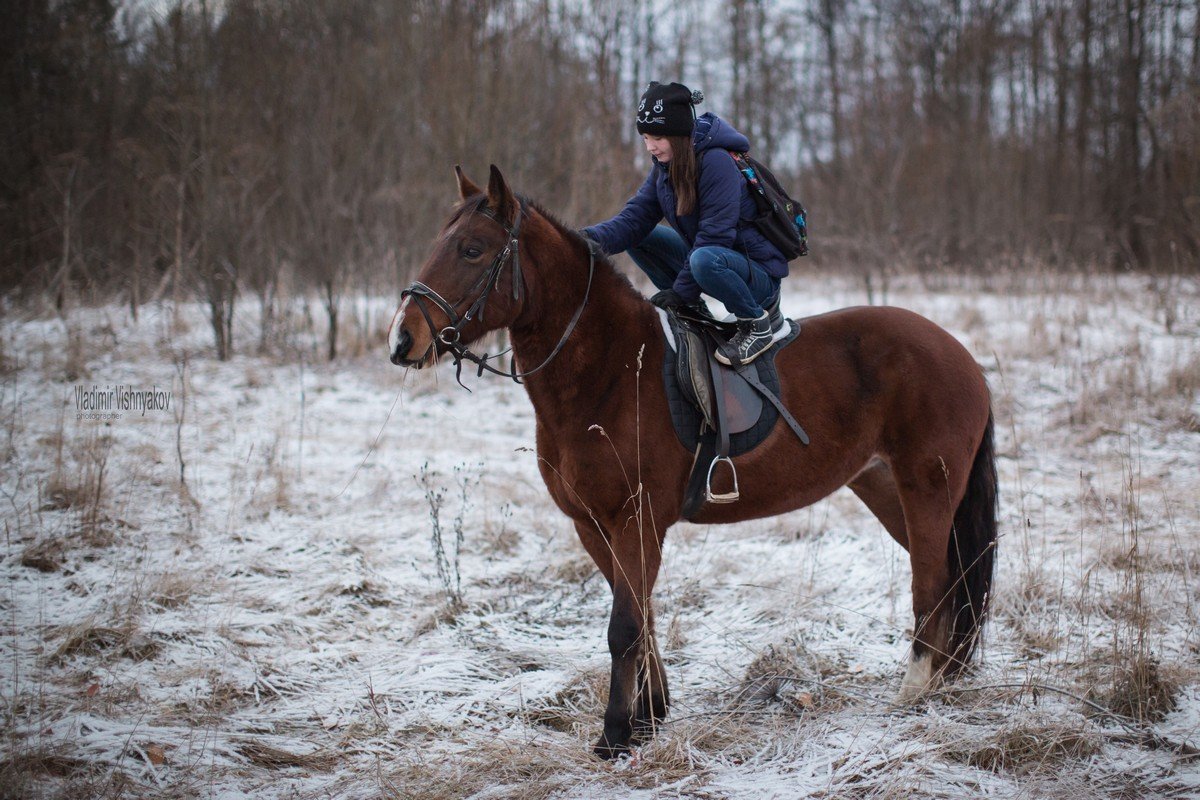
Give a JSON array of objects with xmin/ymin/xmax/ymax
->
[{"xmin": 401, "ymin": 198, "xmax": 595, "ymax": 387}]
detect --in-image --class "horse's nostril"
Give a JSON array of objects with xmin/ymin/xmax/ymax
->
[{"xmin": 390, "ymin": 330, "xmax": 412, "ymax": 365}]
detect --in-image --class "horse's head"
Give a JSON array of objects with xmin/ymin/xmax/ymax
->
[{"xmin": 388, "ymin": 165, "xmax": 526, "ymax": 368}]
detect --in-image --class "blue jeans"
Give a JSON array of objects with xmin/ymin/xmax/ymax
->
[{"xmin": 627, "ymin": 225, "xmax": 779, "ymax": 319}]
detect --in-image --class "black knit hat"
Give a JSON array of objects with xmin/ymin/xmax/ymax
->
[{"xmin": 636, "ymin": 82, "xmax": 704, "ymax": 137}]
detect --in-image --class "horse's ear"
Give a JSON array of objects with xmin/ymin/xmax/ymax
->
[
  {"xmin": 485, "ymin": 164, "xmax": 517, "ymax": 224},
  {"xmin": 455, "ymin": 165, "xmax": 482, "ymax": 201}
]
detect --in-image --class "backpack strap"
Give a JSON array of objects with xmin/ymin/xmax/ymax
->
[{"xmin": 729, "ymin": 150, "xmax": 767, "ymax": 204}]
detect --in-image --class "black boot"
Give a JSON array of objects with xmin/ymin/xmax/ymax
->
[
  {"xmin": 715, "ymin": 311, "xmax": 774, "ymax": 366},
  {"xmin": 765, "ymin": 294, "xmax": 785, "ymax": 334},
  {"xmin": 681, "ymin": 300, "xmax": 717, "ymax": 325}
]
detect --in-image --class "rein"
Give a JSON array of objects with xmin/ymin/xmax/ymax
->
[{"xmin": 401, "ymin": 198, "xmax": 596, "ymax": 388}]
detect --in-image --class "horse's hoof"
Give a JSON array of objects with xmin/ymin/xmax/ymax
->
[
  {"xmin": 593, "ymin": 732, "xmax": 631, "ymax": 760},
  {"xmin": 897, "ymin": 651, "xmax": 938, "ymax": 703},
  {"xmin": 631, "ymin": 717, "xmax": 663, "ymax": 745}
]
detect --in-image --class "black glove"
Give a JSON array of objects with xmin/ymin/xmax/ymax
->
[
  {"xmin": 650, "ymin": 289, "xmax": 687, "ymax": 310},
  {"xmin": 576, "ymin": 229, "xmax": 604, "ymax": 253}
]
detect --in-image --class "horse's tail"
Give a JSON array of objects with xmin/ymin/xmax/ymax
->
[{"xmin": 944, "ymin": 408, "xmax": 998, "ymax": 677}]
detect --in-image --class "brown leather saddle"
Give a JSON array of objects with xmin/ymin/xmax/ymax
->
[{"xmin": 660, "ymin": 307, "xmax": 809, "ymax": 519}]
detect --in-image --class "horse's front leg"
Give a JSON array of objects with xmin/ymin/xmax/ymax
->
[
  {"xmin": 594, "ymin": 524, "xmax": 663, "ymax": 759},
  {"xmin": 632, "ymin": 620, "xmax": 669, "ymax": 741}
]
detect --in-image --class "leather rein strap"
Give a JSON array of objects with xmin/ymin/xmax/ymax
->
[{"xmin": 401, "ymin": 198, "xmax": 596, "ymax": 388}]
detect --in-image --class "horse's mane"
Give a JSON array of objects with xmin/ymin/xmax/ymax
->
[
  {"xmin": 456, "ymin": 191, "xmax": 646, "ymax": 305},
  {"xmin": 526, "ymin": 195, "xmax": 648, "ymax": 307}
]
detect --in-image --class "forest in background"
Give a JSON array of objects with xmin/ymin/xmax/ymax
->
[{"xmin": 2, "ymin": 0, "xmax": 1198, "ymax": 360}]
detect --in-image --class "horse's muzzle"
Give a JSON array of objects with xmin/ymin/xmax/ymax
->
[
  {"xmin": 388, "ymin": 299, "xmax": 427, "ymax": 367},
  {"xmin": 389, "ymin": 329, "xmax": 415, "ymax": 366}
]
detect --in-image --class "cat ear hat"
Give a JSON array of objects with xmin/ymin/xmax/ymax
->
[{"xmin": 636, "ymin": 82, "xmax": 704, "ymax": 137}]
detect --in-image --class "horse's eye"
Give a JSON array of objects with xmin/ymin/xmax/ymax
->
[{"xmin": 463, "ymin": 246, "xmax": 483, "ymax": 260}]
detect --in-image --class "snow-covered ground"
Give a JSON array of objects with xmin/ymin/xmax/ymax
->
[{"xmin": 2, "ymin": 271, "xmax": 1199, "ymax": 799}]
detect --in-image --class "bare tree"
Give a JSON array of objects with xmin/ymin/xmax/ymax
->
[{"xmin": 4, "ymin": 0, "xmax": 1197, "ymax": 338}]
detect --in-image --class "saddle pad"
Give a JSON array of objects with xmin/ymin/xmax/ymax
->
[{"xmin": 662, "ymin": 316, "xmax": 800, "ymax": 457}]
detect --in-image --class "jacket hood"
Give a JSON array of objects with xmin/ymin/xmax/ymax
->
[
  {"xmin": 692, "ymin": 113, "xmax": 750, "ymax": 154},
  {"xmin": 650, "ymin": 113, "xmax": 752, "ymax": 170}
]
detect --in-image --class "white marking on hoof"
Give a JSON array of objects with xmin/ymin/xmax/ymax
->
[{"xmin": 898, "ymin": 651, "xmax": 935, "ymax": 703}]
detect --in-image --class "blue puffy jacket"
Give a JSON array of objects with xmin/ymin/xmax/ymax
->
[{"xmin": 583, "ymin": 113, "xmax": 788, "ymax": 302}]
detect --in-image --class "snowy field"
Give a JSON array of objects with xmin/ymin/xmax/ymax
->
[{"xmin": 2, "ymin": 271, "xmax": 1199, "ymax": 799}]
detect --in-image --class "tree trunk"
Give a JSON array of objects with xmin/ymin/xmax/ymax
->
[
  {"xmin": 1115, "ymin": 0, "xmax": 1146, "ymax": 265},
  {"xmin": 819, "ymin": 0, "xmax": 843, "ymax": 166},
  {"xmin": 324, "ymin": 279, "xmax": 338, "ymax": 362}
]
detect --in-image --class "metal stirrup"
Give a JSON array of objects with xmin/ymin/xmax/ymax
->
[{"xmin": 705, "ymin": 456, "xmax": 740, "ymax": 504}]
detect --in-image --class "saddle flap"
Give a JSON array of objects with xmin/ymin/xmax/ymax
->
[
  {"xmin": 667, "ymin": 311, "xmax": 768, "ymax": 437},
  {"xmin": 720, "ymin": 375, "xmax": 764, "ymax": 434},
  {"xmin": 669, "ymin": 315, "xmax": 717, "ymax": 432},
  {"xmin": 699, "ymin": 328, "xmax": 763, "ymax": 436}
]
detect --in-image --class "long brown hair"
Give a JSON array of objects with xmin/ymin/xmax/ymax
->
[{"xmin": 665, "ymin": 135, "xmax": 698, "ymax": 216}]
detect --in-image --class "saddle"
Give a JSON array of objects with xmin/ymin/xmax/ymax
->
[{"xmin": 660, "ymin": 306, "xmax": 810, "ymax": 520}]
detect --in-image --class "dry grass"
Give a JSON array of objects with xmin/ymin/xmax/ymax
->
[
  {"xmin": 732, "ymin": 643, "xmax": 830, "ymax": 713},
  {"xmin": 3, "ymin": 276, "xmax": 1198, "ymax": 799},
  {"xmin": 993, "ymin": 564, "xmax": 1068, "ymax": 658},
  {"xmin": 0, "ymin": 750, "xmax": 90, "ymax": 780},
  {"xmin": 480, "ymin": 503, "xmax": 519, "ymax": 556},
  {"xmin": 39, "ymin": 427, "xmax": 116, "ymax": 547},
  {"xmin": 48, "ymin": 618, "xmax": 161, "ymax": 665},
  {"xmin": 550, "ymin": 555, "xmax": 598, "ymax": 586},
  {"xmin": 159, "ymin": 675, "xmax": 260, "ymax": 726},
  {"xmin": 1160, "ymin": 350, "xmax": 1200, "ymax": 431},
  {"xmin": 379, "ymin": 741, "xmax": 583, "ymax": 800},
  {"xmin": 523, "ymin": 668, "xmax": 608, "ymax": 734},
  {"xmin": 0, "ymin": 750, "xmax": 92, "ymax": 800},
  {"xmin": 1093, "ymin": 656, "xmax": 1179, "ymax": 723},
  {"xmin": 19, "ymin": 537, "xmax": 65, "ymax": 573},
  {"xmin": 146, "ymin": 571, "xmax": 196, "ymax": 610},
  {"xmin": 943, "ymin": 722, "xmax": 1103, "ymax": 774},
  {"xmin": 237, "ymin": 741, "xmax": 338, "ymax": 772}
]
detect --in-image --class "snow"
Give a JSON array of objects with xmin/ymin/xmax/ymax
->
[{"xmin": 2, "ymin": 271, "xmax": 1198, "ymax": 798}]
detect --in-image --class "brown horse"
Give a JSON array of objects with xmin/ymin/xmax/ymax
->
[{"xmin": 388, "ymin": 166, "xmax": 998, "ymax": 759}]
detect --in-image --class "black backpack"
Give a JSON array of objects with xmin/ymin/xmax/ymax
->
[{"xmin": 728, "ymin": 151, "xmax": 809, "ymax": 260}]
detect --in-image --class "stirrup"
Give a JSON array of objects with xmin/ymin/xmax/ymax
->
[{"xmin": 705, "ymin": 456, "xmax": 740, "ymax": 503}]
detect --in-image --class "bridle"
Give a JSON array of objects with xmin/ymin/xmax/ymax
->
[{"xmin": 400, "ymin": 197, "xmax": 596, "ymax": 388}]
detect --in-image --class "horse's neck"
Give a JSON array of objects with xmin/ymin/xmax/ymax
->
[{"xmin": 510, "ymin": 239, "xmax": 658, "ymax": 417}]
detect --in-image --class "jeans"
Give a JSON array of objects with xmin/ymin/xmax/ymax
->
[{"xmin": 627, "ymin": 225, "xmax": 779, "ymax": 319}]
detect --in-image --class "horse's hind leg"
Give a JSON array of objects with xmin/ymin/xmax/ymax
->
[
  {"xmin": 848, "ymin": 458, "xmax": 945, "ymax": 699},
  {"xmin": 850, "ymin": 458, "xmax": 942, "ymax": 693},
  {"xmin": 893, "ymin": 474, "xmax": 964, "ymax": 702},
  {"xmin": 848, "ymin": 457, "xmax": 909, "ymax": 549}
]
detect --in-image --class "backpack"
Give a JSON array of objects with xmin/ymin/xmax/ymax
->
[{"xmin": 728, "ymin": 151, "xmax": 809, "ymax": 260}]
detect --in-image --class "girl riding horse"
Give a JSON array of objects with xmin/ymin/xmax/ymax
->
[
  {"xmin": 389, "ymin": 165, "xmax": 997, "ymax": 760},
  {"xmin": 583, "ymin": 81, "xmax": 790, "ymax": 366}
]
